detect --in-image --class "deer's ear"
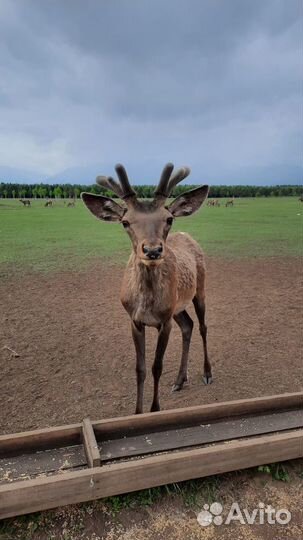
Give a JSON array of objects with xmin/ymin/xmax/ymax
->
[
  {"xmin": 81, "ymin": 193, "xmax": 125, "ymax": 222},
  {"xmin": 168, "ymin": 185, "xmax": 209, "ymax": 217}
]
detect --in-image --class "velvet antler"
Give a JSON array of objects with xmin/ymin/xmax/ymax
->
[
  {"xmin": 154, "ymin": 163, "xmax": 191, "ymax": 204},
  {"xmin": 96, "ymin": 164, "xmax": 137, "ymax": 203}
]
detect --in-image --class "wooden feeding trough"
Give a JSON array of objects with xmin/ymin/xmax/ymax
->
[{"xmin": 0, "ymin": 392, "xmax": 302, "ymax": 519}]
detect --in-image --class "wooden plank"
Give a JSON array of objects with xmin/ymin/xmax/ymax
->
[
  {"xmin": 0, "ymin": 429, "xmax": 302, "ymax": 519},
  {"xmin": 0, "ymin": 445, "xmax": 86, "ymax": 484},
  {"xmin": 101, "ymin": 409, "xmax": 303, "ymax": 460},
  {"xmin": 0, "ymin": 424, "xmax": 81, "ymax": 457},
  {"xmin": 0, "ymin": 392, "xmax": 301, "ymax": 456},
  {"xmin": 82, "ymin": 418, "xmax": 100, "ymax": 468},
  {"xmin": 93, "ymin": 392, "xmax": 303, "ymax": 440}
]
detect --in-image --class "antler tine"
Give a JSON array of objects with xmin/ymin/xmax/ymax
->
[
  {"xmin": 167, "ymin": 166, "xmax": 191, "ymax": 195},
  {"xmin": 96, "ymin": 176, "xmax": 123, "ymax": 198},
  {"xmin": 115, "ymin": 164, "xmax": 136, "ymax": 200},
  {"xmin": 154, "ymin": 163, "xmax": 174, "ymax": 198}
]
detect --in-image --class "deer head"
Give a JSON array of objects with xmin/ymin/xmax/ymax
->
[{"xmin": 82, "ymin": 163, "xmax": 209, "ymax": 265}]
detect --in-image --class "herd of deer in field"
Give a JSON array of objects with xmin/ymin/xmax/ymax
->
[
  {"xmin": 19, "ymin": 199, "xmax": 76, "ymax": 207},
  {"xmin": 207, "ymin": 198, "xmax": 235, "ymax": 207},
  {"xmin": 19, "ymin": 197, "xmax": 237, "ymax": 209}
]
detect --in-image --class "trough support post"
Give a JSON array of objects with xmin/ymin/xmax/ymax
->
[{"xmin": 82, "ymin": 418, "xmax": 101, "ymax": 468}]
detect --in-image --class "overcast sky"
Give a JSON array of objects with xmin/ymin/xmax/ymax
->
[{"xmin": 0, "ymin": 0, "xmax": 302, "ymax": 184}]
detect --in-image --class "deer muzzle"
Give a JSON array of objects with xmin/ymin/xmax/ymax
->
[{"xmin": 142, "ymin": 244, "xmax": 163, "ymax": 260}]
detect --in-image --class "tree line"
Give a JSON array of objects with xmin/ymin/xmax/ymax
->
[{"xmin": 0, "ymin": 182, "xmax": 302, "ymax": 199}]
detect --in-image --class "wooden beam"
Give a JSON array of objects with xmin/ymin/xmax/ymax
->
[
  {"xmin": 82, "ymin": 418, "xmax": 100, "ymax": 468},
  {"xmin": 0, "ymin": 424, "xmax": 81, "ymax": 457},
  {"xmin": 0, "ymin": 429, "xmax": 302, "ymax": 519},
  {"xmin": 92, "ymin": 391, "xmax": 303, "ymax": 439}
]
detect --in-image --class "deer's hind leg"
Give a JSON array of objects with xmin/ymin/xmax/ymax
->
[
  {"xmin": 193, "ymin": 294, "xmax": 212, "ymax": 385},
  {"xmin": 172, "ymin": 310, "xmax": 194, "ymax": 392}
]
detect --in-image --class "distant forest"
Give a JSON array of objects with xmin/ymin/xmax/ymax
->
[{"xmin": 0, "ymin": 182, "xmax": 302, "ymax": 199}]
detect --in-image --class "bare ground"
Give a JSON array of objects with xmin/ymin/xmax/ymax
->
[{"xmin": 0, "ymin": 257, "xmax": 302, "ymax": 433}]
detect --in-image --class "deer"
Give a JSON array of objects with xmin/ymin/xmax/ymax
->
[
  {"xmin": 82, "ymin": 163, "xmax": 212, "ymax": 414},
  {"xmin": 44, "ymin": 200, "xmax": 53, "ymax": 207},
  {"xmin": 207, "ymin": 199, "xmax": 220, "ymax": 207},
  {"xmin": 19, "ymin": 199, "xmax": 31, "ymax": 207}
]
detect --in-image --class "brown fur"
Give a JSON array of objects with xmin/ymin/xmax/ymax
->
[
  {"xmin": 121, "ymin": 233, "xmax": 205, "ymax": 325},
  {"xmin": 82, "ymin": 163, "xmax": 212, "ymax": 413}
]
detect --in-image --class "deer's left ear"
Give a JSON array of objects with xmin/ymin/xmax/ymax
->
[{"xmin": 168, "ymin": 185, "xmax": 209, "ymax": 217}]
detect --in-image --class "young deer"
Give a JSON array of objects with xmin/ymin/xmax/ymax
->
[{"xmin": 82, "ymin": 163, "xmax": 212, "ymax": 413}]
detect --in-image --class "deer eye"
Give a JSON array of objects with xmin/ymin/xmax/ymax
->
[
  {"xmin": 122, "ymin": 220, "xmax": 130, "ymax": 228},
  {"xmin": 166, "ymin": 217, "xmax": 173, "ymax": 226}
]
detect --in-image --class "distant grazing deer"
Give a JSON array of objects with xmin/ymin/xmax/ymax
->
[
  {"xmin": 225, "ymin": 199, "xmax": 234, "ymax": 207},
  {"xmin": 67, "ymin": 201, "xmax": 75, "ymax": 207},
  {"xmin": 19, "ymin": 199, "xmax": 31, "ymax": 207},
  {"xmin": 207, "ymin": 199, "xmax": 220, "ymax": 207},
  {"xmin": 44, "ymin": 200, "xmax": 53, "ymax": 207},
  {"xmin": 82, "ymin": 164, "xmax": 212, "ymax": 413}
]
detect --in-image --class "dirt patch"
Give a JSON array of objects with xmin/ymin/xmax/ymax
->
[{"xmin": 0, "ymin": 257, "xmax": 302, "ymax": 433}]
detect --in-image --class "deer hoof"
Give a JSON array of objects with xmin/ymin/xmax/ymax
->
[
  {"xmin": 202, "ymin": 374, "xmax": 213, "ymax": 385},
  {"xmin": 172, "ymin": 383, "xmax": 183, "ymax": 392},
  {"xmin": 172, "ymin": 381, "xmax": 188, "ymax": 392},
  {"xmin": 172, "ymin": 375, "xmax": 188, "ymax": 392}
]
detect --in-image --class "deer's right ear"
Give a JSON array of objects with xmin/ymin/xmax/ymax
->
[{"xmin": 81, "ymin": 193, "xmax": 125, "ymax": 222}]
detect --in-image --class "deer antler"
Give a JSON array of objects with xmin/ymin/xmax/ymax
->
[
  {"xmin": 154, "ymin": 162, "xmax": 174, "ymax": 198},
  {"xmin": 154, "ymin": 163, "xmax": 191, "ymax": 203},
  {"xmin": 96, "ymin": 164, "xmax": 137, "ymax": 203},
  {"xmin": 96, "ymin": 176, "xmax": 124, "ymax": 198},
  {"xmin": 167, "ymin": 166, "xmax": 191, "ymax": 193}
]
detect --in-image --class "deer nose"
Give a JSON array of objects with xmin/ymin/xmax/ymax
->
[{"xmin": 142, "ymin": 244, "xmax": 163, "ymax": 260}]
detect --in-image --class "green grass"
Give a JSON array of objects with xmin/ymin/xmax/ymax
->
[
  {"xmin": 0, "ymin": 197, "xmax": 302, "ymax": 274},
  {"xmin": 257, "ymin": 463, "xmax": 290, "ymax": 482}
]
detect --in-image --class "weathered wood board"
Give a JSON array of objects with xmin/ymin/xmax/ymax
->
[{"xmin": 100, "ymin": 409, "xmax": 303, "ymax": 460}]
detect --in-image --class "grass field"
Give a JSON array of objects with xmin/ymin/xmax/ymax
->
[{"xmin": 0, "ymin": 197, "xmax": 302, "ymax": 273}]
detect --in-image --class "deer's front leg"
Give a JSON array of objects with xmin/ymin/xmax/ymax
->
[
  {"xmin": 151, "ymin": 320, "xmax": 172, "ymax": 412},
  {"xmin": 131, "ymin": 321, "xmax": 146, "ymax": 414}
]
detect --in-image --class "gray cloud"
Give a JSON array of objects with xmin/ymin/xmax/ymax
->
[{"xmin": 0, "ymin": 0, "xmax": 301, "ymax": 183}]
